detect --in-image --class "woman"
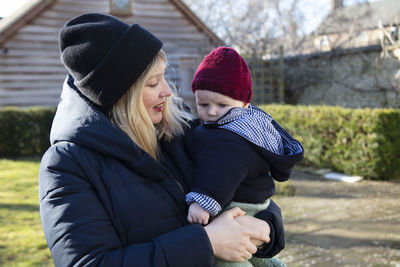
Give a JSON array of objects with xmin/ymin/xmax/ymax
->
[{"xmin": 39, "ymin": 13, "xmax": 284, "ymax": 266}]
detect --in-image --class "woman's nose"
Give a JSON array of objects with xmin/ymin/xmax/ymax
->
[{"xmin": 160, "ymin": 81, "xmax": 172, "ymax": 97}]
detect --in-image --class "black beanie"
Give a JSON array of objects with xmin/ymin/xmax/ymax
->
[{"xmin": 59, "ymin": 13, "xmax": 163, "ymax": 112}]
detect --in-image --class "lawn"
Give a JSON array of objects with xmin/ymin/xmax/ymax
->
[
  {"xmin": 0, "ymin": 157, "xmax": 53, "ymax": 267},
  {"xmin": 0, "ymin": 157, "xmax": 294, "ymax": 267}
]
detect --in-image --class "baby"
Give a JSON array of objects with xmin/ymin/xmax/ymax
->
[{"xmin": 185, "ymin": 47, "xmax": 304, "ymax": 267}]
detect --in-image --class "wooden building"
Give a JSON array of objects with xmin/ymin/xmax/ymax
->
[{"xmin": 0, "ymin": 0, "xmax": 222, "ymax": 108}]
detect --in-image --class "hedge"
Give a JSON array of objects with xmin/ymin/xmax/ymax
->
[
  {"xmin": 0, "ymin": 107, "xmax": 56, "ymax": 157},
  {"xmin": 1, "ymin": 105, "xmax": 399, "ymax": 180},
  {"xmin": 261, "ymin": 104, "xmax": 400, "ymax": 180}
]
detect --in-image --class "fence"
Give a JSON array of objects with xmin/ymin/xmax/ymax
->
[{"xmin": 248, "ymin": 46, "xmax": 285, "ymax": 105}]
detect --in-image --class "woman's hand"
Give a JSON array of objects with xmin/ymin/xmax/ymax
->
[
  {"xmin": 204, "ymin": 207, "xmax": 270, "ymax": 262},
  {"xmin": 235, "ymin": 215, "xmax": 270, "ymax": 247}
]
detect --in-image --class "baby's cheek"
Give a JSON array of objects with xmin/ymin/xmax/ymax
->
[{"xmin": 198, "ymin": 111, "xmax": 207, "ymax": 121}]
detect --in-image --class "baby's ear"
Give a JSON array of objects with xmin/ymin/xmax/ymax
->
[{"xmin": 243, "ymin": 103, "xmax": 250, "ymax": 108}]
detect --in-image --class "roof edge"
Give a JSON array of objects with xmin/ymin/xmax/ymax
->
[
  {"xmin": 283, "ymin": 44, "xmax": 382, "ymax": 61},
  {"xmin": 0, "ymin": 0, "xmax": 222, "ymax": 48},
  {"xmin": 169, "ymin": 0, "xmax": 224, "ymax": 46},
  {"xmin": 316, "ymin": 22, "xmax": 398, "ymax": 36},
  {"xmin": 0, "ymin": 0, "xmax": 56, "ymax": 48}
]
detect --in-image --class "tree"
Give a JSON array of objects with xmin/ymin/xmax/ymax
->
[{"xmin": 183, "ymin": 0, "xmax": 306, "ymax": 58}]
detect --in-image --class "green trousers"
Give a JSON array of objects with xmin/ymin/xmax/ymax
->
[{"xmin": 215, "ymin": 200, "xmax": 286, "ymax": 267}]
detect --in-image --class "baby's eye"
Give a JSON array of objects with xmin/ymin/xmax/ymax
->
[
  {"xmin": 218, "ymin": 104, "xmax": 227, "ymax": 108},
  {"xmin": 199, "ymin": 104, "xmax": 208, "ymax": 107}
]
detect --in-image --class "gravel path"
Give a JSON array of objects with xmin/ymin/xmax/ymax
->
[{"xmin": 274, "ymin": 168, "xmax": 400, "ymax": 267}]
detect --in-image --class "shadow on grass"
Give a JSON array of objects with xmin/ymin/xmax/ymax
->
[
  {"xmin": 291, "ymin": 191, "xmax": 359, "ymax": 199},
  {"xmin": 0, "ymin": 203, "xmax": 39, "ymax": 212},
  {"xmin": 286, "ymin": 231, "xmax": 400, "ymax": 250},
  {"xmin": 2, "ymin": 155, "xmax": 42, "ymax": 162}
]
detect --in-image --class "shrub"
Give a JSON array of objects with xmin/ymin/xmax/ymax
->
[
  {"xmin": 261, "ymin": 104, "xmax": 400, "ymax": 180},
  {"xmin": 0, "ymin": 107, "xmax": 56, "ymax": 157}
]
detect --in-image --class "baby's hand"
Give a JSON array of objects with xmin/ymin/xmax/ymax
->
[{"xmin": 187, "ymin": 202, "xmax": 210, "ymax": 225}]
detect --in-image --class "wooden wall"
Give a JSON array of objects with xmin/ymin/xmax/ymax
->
[{"xmin": 0, "ymin": 0, "xmax": 218, "ymax": 107}]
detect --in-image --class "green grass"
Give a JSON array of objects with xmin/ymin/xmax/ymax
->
[
  {"xmin": 0, "ymin": 157, "xmax": 53, "ymax": 267},
  {"xmin": 0, "ymin": 157, "xmax": 295, "ymax": 266},
  {"xmin": 275, "ymin": 181, "xmax": 296, "ymax": 197}
]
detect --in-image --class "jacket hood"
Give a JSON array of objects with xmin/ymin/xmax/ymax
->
[
  {"xmin": 51, "ymin": 76, "xmax": 138, "ymax": 159},
  {"xmin": 203, "ymin": 104, "xmax": 304, "ymax": 181},
  {"xmin": 204, "ymin": 105, "xmax": 304, "ymax": 157},
  {"xmin": 50, "ymin": 76, "xmax": 169, "ymax": 182}
]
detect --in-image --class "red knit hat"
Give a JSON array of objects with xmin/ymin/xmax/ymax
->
[{"xmin": 191, "ymin": 46, "xmax": 252, "ymax": 103}]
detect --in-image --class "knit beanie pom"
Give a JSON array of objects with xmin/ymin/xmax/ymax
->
[
  {"xmin": 59, "ymin": 13, "xmax": 163, "ymax": 112},
  {"xmin": 191, "ymin": 46, "xmax": 252, "ymax": 103}
]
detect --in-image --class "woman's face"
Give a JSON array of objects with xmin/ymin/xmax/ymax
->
[{"xmin": 142, "ymin": 59, "xmax": 171, "ymax": 124}]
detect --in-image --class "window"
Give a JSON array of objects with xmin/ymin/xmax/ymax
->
[
  {"xmin": 110, "ymin": 0, "xmax": 132, "ymax": 16},
  {"xmin": 358, "ymin": 31, "xmax": 369, "ymax": 45},
  {"xmin": 390, "ymin": 26, "xmax": 399, "ymax": 41}
]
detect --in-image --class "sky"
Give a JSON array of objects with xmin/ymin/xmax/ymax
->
[
  {"xmin": 0, "ymin": 0, "xmax": 380, "ymax": 33},
  {"xmin": 0, "ymin": 0, "xmax": 30, "ymax": 17},
  {"xmin": 300, "ymin": 0, "xmax": 379, "ymax": 33}
]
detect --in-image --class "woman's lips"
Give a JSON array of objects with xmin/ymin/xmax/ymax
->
[{"xmin": 153, "ymin": 102, "xmax": 165, "ymax": 112}]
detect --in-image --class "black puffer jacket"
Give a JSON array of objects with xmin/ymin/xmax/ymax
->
[{"xmin": 39, "ymin": 76, "xmax": 214, "ymax": 267}]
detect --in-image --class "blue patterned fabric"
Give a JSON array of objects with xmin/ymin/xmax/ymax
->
[
  {"xmin": 204, "ymin": 104, "xmax": 303, "ymax": 156},
  {"xmin": 186, "ymin": 192, "xmax": 222, "ymax": 216}
]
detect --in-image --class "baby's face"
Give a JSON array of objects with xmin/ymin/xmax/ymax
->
[{"xmin": 195, "ymin": 90, "xmax": 248, "ymax": 122}]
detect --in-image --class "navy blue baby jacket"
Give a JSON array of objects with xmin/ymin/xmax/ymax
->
[{"xmin": 186, "ymin": 106, "xmax": 304, "ymax": 209}]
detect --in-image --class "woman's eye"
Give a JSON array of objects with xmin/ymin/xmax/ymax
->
[
  {"xmin": 148, "ymin": 82, "xmax": 158, "ymax": 87},
  {"xmin": 199, "ymin": 104, "xmax": 208, "ymax": 107}
]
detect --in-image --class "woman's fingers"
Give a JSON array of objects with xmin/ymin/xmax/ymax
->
[
  {"xmin": 237, "ymin": 245, "xmax": 253, "ymax": 262},
  {"xmin": 236, "ymin": 215, "xmax": 271, "ymax": 244},
  {"xmin": 245, "ymin": 227, "xmax": 270, "ymax": 244},
  {"xmin": 204, "ymin": 207, "xmax": 265, "ymax": 262},
  {"xmin": 245, "ymin": 241, "xmax": 258, "ymax": 255},
  {"xmin": 222, "ymin": 206, "xmax": 246, "ymax": 219},
  {"xmin": 237, "ymin": 232, "xmax": 258, "ymax": 256},
  {"xmin": 243, "ymin": 248, "xmax": 253, "ymax": 260}
]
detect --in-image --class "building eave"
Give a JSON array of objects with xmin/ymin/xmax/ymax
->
[
  {"xmin": 0, "ymin": 0, "xmax": 56, "ymax": 48},
  {"xmin": 169, "ymin": 0, "xmax": 224, "ymax": 46}
]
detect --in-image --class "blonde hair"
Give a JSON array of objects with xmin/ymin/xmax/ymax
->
[{"xmin": 111, "ymin": 50, "xmax": 192, "ymax": 159}]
